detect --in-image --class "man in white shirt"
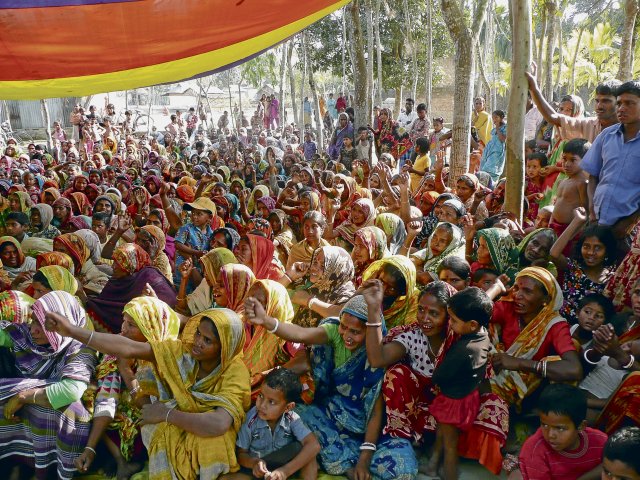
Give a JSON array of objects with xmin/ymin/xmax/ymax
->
[
  {"xmin": 397, "ymin": 98, "xmax": 418, "ymax": 133},
  {"xmin": 524, "ymin": 93, "xmax": 543, "ymax": 141}
]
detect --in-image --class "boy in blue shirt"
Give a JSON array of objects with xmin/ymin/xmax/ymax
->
[{"xmin": 223, "ymin": 369, "xmax": 320, "ymax": 480}]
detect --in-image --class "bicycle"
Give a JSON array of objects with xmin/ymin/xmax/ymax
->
[
  {"xmin": 115, "ymin": 109, "xmax": 154, "ymax": 134},
  {"xmin": 0, "ymin": 121, "xmax": 34, "ymax": 145}
]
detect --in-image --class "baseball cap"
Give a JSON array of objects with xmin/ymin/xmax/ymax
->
[{"xmin": 183, "ymin": 197, "xmax": 216, "ymax": 215}]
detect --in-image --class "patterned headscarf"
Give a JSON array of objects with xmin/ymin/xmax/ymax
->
[
  {"xmin": 0, "ymin": 290, "xmax": 35, "ymax": 324},
  {"xmin": 476, "ymin": 228, "xmax": 519, "ymax": 280},
  {"xmin": 123, "ymin": 297, "xmax": 180, "ymax": 343},
  {"xmin": 112, "ymin": 243, "xmax": 151, "ymax": 276},
  {"xmin": 334, "ymin": 198, "xmax": 376, "ymax": 246},
  {"xmin": 200, "ymin": 248, "xmax": 237, "ymax": 285},
  {"xmin": 36, "ymin": 251, "xmax": 74, "ymax": 272},
  {"xmin": 38, "ymin": 265, "xmax": 79, "ymax": 295},
  {"xmin": 219, "ymin": 263, "xmax": 256, "ymax": 312},
  {"xmin": 142, "ymin": 225, "xmax": 167, "ymax": 251},
  {"xmin": 75, "ymin": 229, "xmax": 103, "ymax": 264},
  {"xmin": 53, "ymin": 233, "xmax": 89, "ymax": 275},
  {"xmin": 375, "ymin": 213, "xmax": 407, "ymax": 255},
  {"xmin": 32, "ymin": 291, "xmax": 87, "ymax": 353},
  {"xmin": 604, "ymin": 229, "xmax": 640, "ymax": 311}
]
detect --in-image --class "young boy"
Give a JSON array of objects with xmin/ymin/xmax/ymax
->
[
  {"xmin": 514, "ymin": 384, "xmax": 607, "ymax": 480},
  {"xmin": 602, "ymin": 427, "xmax": 640, "ymax": 480},
  {"xmin": 174, "ymin": 197, "xmax": 215, "ymax": 287},
  {"xmin": 5, "ymin": 212, "xmax": 30, "ymax": 244},
  {"xmin": 549, "ymin": 138, "xmax": 590, "ymax": 242},
  {"xmin": 404, "ymin": 136, "xmax": 431, "ymax": 193},
  {"xmin": 355, "ymin": 126, "xmax": 373, "ymax": 166},
  {"xmin": 525, "ymin": 153, "xmax": 547, "ymax": 222},
  {"xmin": 471, "ymin": 268, "xmax": 499, "ymax": 292},
  {"xmin": 225, "ymin": 369, "xmax": 320, "ymax": 480},
  {"xmin": 338, "ymin": 135, "xmax": 356, "ymax": 173}
]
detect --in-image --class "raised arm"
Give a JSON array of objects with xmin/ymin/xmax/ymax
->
[
  {"xmin": 44, "ymin": 312, "xmax": 154, "ymax": 361},
  {"xmin": 361, "ymin": 280, "xmax": 407, "ymax": 368},
  {"xmin": 244, "ymin": 296, "xmax": 329, "ymax": 345},
  {"xmin": 525, "ymin": 64, "xmax": 561, "ymax": 127}
]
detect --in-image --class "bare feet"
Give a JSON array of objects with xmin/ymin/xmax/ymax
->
[{"xmin": 116, "ymin": 460, "xmax": 144, "ymax": 480}]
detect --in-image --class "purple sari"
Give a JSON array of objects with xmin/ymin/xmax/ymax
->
[{"xmin": 87, "ymin": 266, "xmax": 177, "ymax": 332}]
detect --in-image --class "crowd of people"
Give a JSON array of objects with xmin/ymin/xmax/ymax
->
[{"xmin": 0, "ymin": 72, "xmax": 638, "ymax": 480}]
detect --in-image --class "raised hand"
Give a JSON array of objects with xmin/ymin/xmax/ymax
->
[
  {"xmin": 117, "ymin": 213, "xmax": 133, "ymax": 233},
  {"xmin": 179, "ymin": 258, "xmax": 194, "ymax": 280},
  {"xmin": 573, "ymin": 206, "xmax": 588, "ymax": 223},
  {"xmin": 243, "ymin": 297, "xmax": 268, "ymax": 326},
  {"xmin": 358, "ymin": 279, "xmax": 384, "ymax": 309},
  {"xmin": 43, "ymin": 311, "xmax": 74, "ymax": 337}
]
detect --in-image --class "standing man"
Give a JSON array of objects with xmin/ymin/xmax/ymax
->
[
  {"xmin": 303, "ymin": 97, "xmax": 312, "ymax": 127},
  {"xmin": 524, "ymin": 93, "xmax": 543, "ymax": 142},
  {"xmin": 581, "ymin": 80, "xmax": 640, "ymax": 241},
  {"xmin": 186, "ymin": 107, "xmax": 199, "ymax": 140},
  {"xmin": 397, "ymin": 98, "xmax": 418, "ymax": 132},
  {"xmin": 527, "ymin": 66, "xmax": 620, "ymax": 142},
  {"xmin": 472, "ymin": 97, "xmax": 492, "ymax": 146}
]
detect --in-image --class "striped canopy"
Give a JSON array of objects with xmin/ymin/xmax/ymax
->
[{"xmin": 0, "ymin": 0, "xmax": 348, "ymax": 100}]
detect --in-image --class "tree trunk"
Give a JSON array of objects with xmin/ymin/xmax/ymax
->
[
  {"xmin": 40, "ymin": 99, "xmax": 53, "ymax": 152},
  {"xmin": 476, "ymin": 43, "xmax": 492, "ymax": 100},
  {"xmin": 375, "ymin": 0, "xmax": 384, "ymax": 107},
  {"xmin": 425, "ymin": 0, "xmax": 433, "ymax": 119},
  {"xmin": 279, "ymin": 43, "xmax": 287, "ymax": 124},
  {"xmin": 536, "ymin": 6, "xmax": 547, "ymax": 85},
  {"xmin": 342, "ymin": 8, "xmax": 348, "ymax": 94},
  {"xmin": 394, "ymin": 85, "xmax": 403, "ymax": 119},
  {"xmin": 543, "ymin": 0, "xmax": 557, "ymax": 100},
  {"xmin": 304, "ymin": 31, "xmax": 325, "ymax": 149},
  {"xmin": 569, "ymin": 24, "xmax": 585, "ymax": 94},
  {"xmin": 441, "ymin": 0, "xmax": 489, "ymax": 184},
  {"xmin": 350, "ymin": 0, "xmax": 369, "ymax": 130},
  {"xmin": 617, "ymin": 0, "xmax": 639, "ymax": 81},
  {"xmin": 366, "ymin": 0, "xmax": 375, "ymax": 123},
  {"xmin": 554, "ymin": 15, "xmax": 563, "ymax": 95},
  {"xmin": 238, "ymin": 83, "xmax": 243, "ymax": 128},
  {"xmin": 300, "ymin": 39, "xmax": 306, "ymax": 131},
  {"xmin": 287, "ymin": 40, "xmax": 299, "ymax": 127},
  {"xmin": 504, "ymin": 0, "xmax": 532, "ymax": 222},
  {"xmin": 402, "ymin": 0, "xmax": 418, "ymax": 100},
  {"xmin": 227, "ymin": 71, "xmax": 235, "ymax": 130}
]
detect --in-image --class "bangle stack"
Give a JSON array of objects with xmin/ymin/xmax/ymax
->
[
  {"xmin": 129, "ymin": 386, "xmax": 140, "ymax": 397},
  {"xmin": 359, "ymin": 442, "xmax": 377, "ymax": 452},
  {"xmin": 535, "ymin": 361, "xmax": 543, "ymax": 375},
  {"xmin": 267, "ymin": 319, "xmax": 280, "ymax": 334},
  {"xmin": 542, "ymin": 360, "xmax": 548, "ymax": 378},
  {"xmin": 622, "ymin": 354, "xmax": 636, "ymax": 370}
]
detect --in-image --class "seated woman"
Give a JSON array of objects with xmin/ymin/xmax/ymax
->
[
  {"xmin": 285, "ymin": 245, "xmax": 355, "ymax": 328},
  {"xmin": 243, "ymin": 294, "xmax": 418, "ymax": 479},
  {"xmin": 44, "ymin": 307, "xmax": 251, "ymax": 480},
  {"xmin": 466, "ymin": 226, "xmax": 519, "ymax": 280},
  {"xmin": 75, "ymin": 297, "xmax": 180, "ymax": 479},
  {"xmin": 268, "ymin": 209, "xmax": 294, "ymax": 267},
  {"xmin": 211, "ymin": 227, "xmax": 241, "ymax": 252},
  {"xmin": 352, "ymin": 226, "xmax": 389, "ymax": 287},
  {"xmin": 241, "ymin": 279, "xmax": 304, "ymax": 397},
  {"xmin": 550, "ymin": 210, "xmax": 617, "ymax": 324},
  {"xmin": 411, "ymin": 222, "xmax": 465, "ymax": 285},
  {"xmin": 0, "ymin": 291, "xmax": 97, "ymax": 480},
  {"xmin": 86, "ymin": 244, "xmax": 176, "ymax": 333},
  {"xmin": 286, "ymin": 211, "xmax": 331, "ymax": 269},
  {"xmin": 235, "ymin": 233, "xmax": 285, "ymax": 281},
  {"xmin": 30, "ymin": 266, "xmax": 79, "ymax": 299},
  {"xmin": 51, "ymin": 197, "xmax": 75, "ymax": 233},
  {"xmin": 517, "ymin": 228, "xmax": 556, "ymax": 273},
  {"xmin": 177, "ymin": 248, "xmax": 238, "ymax": 316},
  {"xmin": 137, "ymin": 225, "xmax": 173, "ymax": 283},
  {"xmin": 490, "ymin": 267, "xmax": 583, "ymax": 407},
  {"xmin": 375, "ymin": 212, "xmax": 407, "ymax": 255},
  {"xmin": 146, "ymin": 208, "xmax": 176, "ymax": 263},
  {"xmin": 30, "ymin": 203, "xmax": 61, "ymax": 239},
  {"xmin": 206, "ymin": 263, "xmax": 255, "ymax": 315},
  {"xmin": 437, "ymin": 256, "xmax": 472, "ymax": 291},
  {"xmin": 362, "ymin": 255, "xmax": 420, "ymax": 328},
  {"xmin": 324, "ymin": 198, "xmax": 376, "ymax": 251},
  {"xmin": 0, "ymin": 236, "xmax": 36, "ymax": 291},
  {"xmin": 53, "ymin": 233, "xmax": 109, "ymax": 296}
]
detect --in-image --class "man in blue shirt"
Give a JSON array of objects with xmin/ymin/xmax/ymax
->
[{"xmin": 581, "ymin": 80, "xmax": 640, "ymax": 240}]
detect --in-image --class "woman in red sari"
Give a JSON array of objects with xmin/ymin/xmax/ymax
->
[{"xmin": 234, "ymin": 233, "xmax": 285, "ymax": 281}]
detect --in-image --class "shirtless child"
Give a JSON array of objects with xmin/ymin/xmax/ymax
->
[{"xmin": 550, "ymin": 138, "xmax": 590, "ymax": 253}]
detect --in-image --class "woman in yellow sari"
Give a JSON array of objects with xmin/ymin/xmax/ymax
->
[
  {"xmin": 178, "ymin": 248, "xmax": 238, "ymax": 316},
  {"xmin": 30, "ymin": 265, "xmax": 79, "ymax": 299},
  {"xmin": 361, "ymin": 255, "xmax": 420, "ymax": 328},
  {"xmin": 44, "ymin": 307, "xmax": 251, "ymax": 480},
  {"xmin": 242, "ymin": 280, "xmax": 296, "ymax": 396}
]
